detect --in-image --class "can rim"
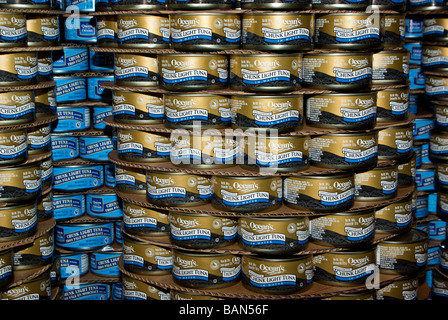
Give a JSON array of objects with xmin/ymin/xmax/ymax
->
[
  {"xmin": 0, "ymin": 162, "xmax": 40, "ymax": 172},
  {"xmin": 0, "ymin": 200, "xmax": 36, "ymax": 211},
  {"xmin": 173, "ymin": 248, "xmax": 237, "ymax": 258},
  {"xmin": 379, "ymin": 228, "xmax": 428, "ymax": 244},
  {"xmin": 243, "ymin": 253, "xmax": 312, "ymax": 262}
]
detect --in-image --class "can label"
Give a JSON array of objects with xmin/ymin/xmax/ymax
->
[
  {"xmin": 51, "ymin": 135, "xmax": 79, "ymax": 162},
  {"xmin": 355, "ymin": 166, "xmax": 398, "ymax": 198},
  {"xmin": 54, "ymin": 77, "xmax": 87, "ymax": 103},
  {"xmin": 422, "ymin": 46, "xmax": 448, "ymax": 69},
  {"xmin": 123, "ymin": 202, "xmax": 169, "ymax": 233},
  {"xmin": 53, "ymin": 48, "xmax": 89, "ymax": 74},
  {"xmin": 64, "ymin": 17, "xmax": 96, "ymax": 42},
  {"xmin": 26, "ymin": 16, "xmax": 59, "ymax": 43},
  {"xmin": 378, "ymin": 125, "xmax": 413, "ymax": 159},
  {"xmin": 375, "ymin": 199, "xmax": 413, "ymax": 231},
  {"xmin": 414, "ymin": 118, "xmax": 435, "ymax": 140},
  {"xmin": 59, "ymin": 253, "xmax": 89, "ymax": 279},
  {"xmin": 53, "ymin": 165, "xmax": 104, "ymax": 191},
  {"xmin": 426, "ymin": 75, "xmax": 448, "ymax": 98},
  {"xmin": 372, "ymin": 51, "xmax": 409, "ymax": 83},
  {"xmin": 113, "ymin": 90, "xmax": 164, "ymax": 121},
  {"xmin": 0, "ymin": 203, "xmax": 37, "ymax": 236},
  {"xmin": 384, "ymin": 14, "xmax": 405, "ymax": 45},
  {"xmin": 0, "ymin": 52, "xmax": 37, "ymax": 83},
  {"xmin": 0, "ymin": 13, "xmax": 26, "ymax": 43},
  {"xmin": 97, "ymin": 16, "xmax": 117, "ymax": 43},
  {"xmin": 118, "ymin": 15, "xmax": 169, "ymax": 45},
  {"xmin": 0, "ymin": 164, "xmax": 41, "ymax": 201},
  {"xmin": 53, "ymin": 194, "xmax": 85, "ymax": 220},
  {"xmin": 87, "ymin": 76, "xmax": 114, "ymax": 101},
  {"xmin": 115, "ymin": 54, "xmax": 158, "ymax": 83},
  {"xmin": 80, "ymin": 136, "xmax": 114, "ymax": 162},
  {"xmin": 424, "ymin": 18, "xmax": 448, "ymax": 38},
  {"xmin": 115, "ymin": 166, "xmax": 146, "ymax": 193},
  {"xmin": 123, "ymin": 241, "xmax": 172, "ymax": 273},
  {"xmin": 377, "ymin": 88, "xmax": 409, "ymax": 120},
  {"xmin": 430, "ymin": 133, "xmax": 448, "ymax": 157},
  {"xmin": 117, "ymin": 129, "xmax": 171, "ymax": 161},
  {"xmin": 87, "ymin": 194, "xmax": 122, "ymax": 218},
  {"xmin": 93, "ymin": 106, "xmax": 113, "ymax": 130},
  {"xmin": 54, "ymin": 106, "xmax": 90, "ymax": 132},
  {"xmin": 90, "ymin": 252, "xmax": 121, "ymax": 276},
  {"xmin": 27, "ymin": 124, "xmax": 51, "ymax": 152},
  {"xmin": 0, "ymin": 91, "xmax": 35, "ymax": 123},
  {"xmin": 55, "ymin": 223, "xmax": 114, "ymax": 250},
  {"xmin": 404, "ymin": 42, "xmax": 422, "ymax": 65}
]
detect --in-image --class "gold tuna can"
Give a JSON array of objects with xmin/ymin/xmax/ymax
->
[
  {"xmin": 114, "ymin": 53, "xmax": 158, "ymax": 87},
  {"xmin": 313, "ymin": 248, "xmax": 376, "ymax": 286},
  {"xmin": 354, "ymin": 164, "xmax": 399, "ymax": 201},
  {"xmin": 13, "ymin": 228, "xmax": 53, "ymax": 270},
  {"xmin": 242, "ymin": 12, "xmax": 313, "ymax": 51},
  {"xmin": 372, "ymin": 50, "xmax": 410, "ymax": 85},
  {"xmin": 432, "ymin": 267, "xmax": 448, "ymax": 299},
  {"xmin": 303, "ymin": 52, "xmax": 372, "ymax": 91},
  {"xmin": 123, "ymin": 236, "xmax": 173, "ymax": 275},
  {"xmin": 169, "ymin": 211, "xmax": 238, "ymax": 249},
  {"xmin": 309, "ymin": 209, "xmax": 375, "ymax": 248},
  {"xmin": 0, "ymin": 201, "xmax": 37, "ymax": 241},
  {"xmin": 170, "ymin": 12, "xmax": 241, "ymax": 51},
  {"xmin": 1, "ymin": 270, "xmax": 51, "ymax": 300},
  {"xmin": 27, "ymin": 124, "xmax": 51, "ymax": 155},
  {"xmin": 146, "ymin": 171, "xmax": 212, "ymax": 207},
  {"xmin": 241, "ymin": 254, "xmax": 313, "ymax": 294},
  {"xmin": 426, "ymin": 74, "xmax": 448, "ymax": 101},
  {"xmin": 0, "ymin": 90, "xmax": 35, "ymax": 125},
  {"xmin": 170, "ymin": 131, "xmax": 240, "ymax": 168},
  {"xmin": 117, "ymin": 128, "xmax": 171, "ymax": 163},
  {"xmin": 158, "ymin": 53, "xmax": 228, "ymax": 91},
  {"xmin": 96, "ymin": 15, "xmax": 117, "ymax": 47},
  {"xmin": 305, "ymin": 92, "xmax": 377, "ymax": 130},
  {"xmin": 123, "ymin": 275, "xmax": 170, "ymax": 300},
  {"xmin": 377, "ymin": 276, "xmax": 419, "ymax": 300},
  {"xmin": 0, "ymin": 249, "xmax": 12, "ymax": 291},
  {"xmin": 164, "ymin": 93, "xmax": 231, "ymax": 129},
  {"xmin": 0, "ymin": 52, "xmax": 37, "ymax": 86},
  {"xmin": 172, "ymin": 250, "xmax": 241, "ymax": 289},
  {"xmin": 376, "ymin": 88, "xmax": 409, "ymax": 122},
  {"xmin": 230, "ymin": 94, "xmax": 303, "ymax": 133},
  {"xmin": 0, "ymin": 163, "xmax": 41, "ymax": 202},
  {"xmin": 241, "ymin": 0, "xmax": 312, "ymax": 9},
  {"xmin": 242, "ymin": 134, "xmax": 310, "ymax": 173},
  {"xmin": 376, "ymin": 228, "xmax": 428, "ymax": 275},
  {"xmin": 422, "ymin": 46, "xmax": 448, "ymax": 72},
  {"xmin": 378, "ymin": 124, "xmax": 414, "ymax": 160},
  {"xmin": 375, "ymin": 195, "xmax": 413, "ymax": 234},
  {"xmin": 314, "ymin": 13, "xmax": 384, "ymax": 50},
  {"xmin": 112, "ymin": 90, "xmax": 164, "ymax": 124},
  {"xmin": 117, "ymin": 14, "xmax": 169, "ymax": 48},
  {"xmin": 0, "ymin": 12, "xmax": 27, "ymax": 47},
  {"xmin": 26, "ymin": 15, "xmax": 59, "ymax": 47},
  {"xmin": 283, "ymin": 173, "xmax": 355, "ymax": 213},
  {"xmin": 423, "ymin": 17, "xmax": 448, "ymax": 42},
  {"xmin": 115, "ymin": 165, "xmax": 147, "ymax": 194},
  {"xmin": 211, "ymin": 175, "xmax": 283, "ymax": 213},
  {"xmin": 0, "ymin": 128, "xmax": 28, "ymax": 166},
  {"xmin": 309, "ymin": 131, "xmax": 378, "ymax": 171},
  {"xmin": 230, "ymin": 53, "xmax": 301, "ymax": 93},
  {"xmin": 122, "ymin": 201, "xmax": 169, "ymax": 236},
  {"xmin": 397, "ymin": 152, "xmax": 416, "ymax": 186},
  {"xmin": 384, "ymin": 14, "xmax": 405, "ymax": 48},
  {"xmin": 430, "ymin": 131, "xmax": 448, "ymax": 162},
  {"xmin": 237, "ymin": 216, "xmax": 309, "ymax": 254}
]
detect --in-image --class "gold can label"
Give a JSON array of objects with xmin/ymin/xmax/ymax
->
[
  {"xmin": 398, "ymin": 153, "xmax": 416, "ymax": 185},
  {"xmin": 117, "ymin": 15, "xmax": 169, "ymax": 45},
  {"xmin": 375, "ymin": 197, "xmax": 413, "ymax": 232},
  {"xmin": 122, "ymin": 275, "xmax": 170, "ymax": 300},
  {"xmin": 117, "ymin": 128, "xmax": 171, "ymax": 161},
  {"xmin": 1, "ymin": 272, "xmax": 51, "ymax": 300},
  {"xmin": 115, "ymin": 165, "xmax": 146, "ymax": 193},
  {"xmin": 377, "ymin": 277, "xmax": 419, "ymax": 300},
  {"xmin": 0, "ymin": 52, "xmax": 37, "ymax": 83},
  {"xmin": 431, "ymin": 132, "xmax": 448, "ymax": 160},
  {"xmin": 115, "ymin": 53, "xmax": 158, "ymax": 83},
  {"xmin": 384, "ymin": 14, "xmax": 405, "ymax": 45},
  {"xmin": 35, "ymin": 87, "xmax": 56, "ymax": 115},
  {"xmin": 0, "ymin": 129, "xmax": 27, "ymax": 163},
  {"xmin": 27, "ymin": 124, "xmax": 51, "ymax": 153},
  {"xmin": 376, "ymin": 88, "xmax": 409, "ymax": 120},
  {"xmin": 424, "ymin": 17, "xmax": 448, "ymax": 39},
  {"xmin": 26, "ymin": 16, "xmax": 59, "ymax": 43},
  {"xmin": 0, "ymin": 91, "xmax": 35, "ymax": 122},
  {"xmin": 434, "ymin": 104, "xmax": 448, "ymax": 128},
  {"xmin": 113, "ymin": 90, "xmax": 164, "ymax": 122},
  {"xmin": 123, "ymin": 201, "xmax": 169, "ymax": 235},
  {"xmin": 355, "ymin": 165, "xmax": 398, "ymax": 199},
  {"xmin": 0, "ymin": 13, "xmax": 26, "ymax": 44},
  {"xmin": 372, "ymin": 50, "xmax": 409, "ymax": 83},
  {"xmin": 378, "ymin": 124, "xmax": 413, "ymax": 159},
  {"xmin": 422, "ymin": 46, "xmax": 448, "ymax": 69},
  {"xmin": 123, "ymin": 239, "xmax": 173, "ymax": 275},
  {"xmin": 37, "ymin": 191, "xmax": 52, "ymax": 220},
  {"xmin": 0, "ymin": 249, "xmax": 12, "ymax": 284},
  {"xmin": 97, "ymin": 15, "xmax": 117, "ymax": 43},
  {"xmin": 0, "ymin": 203, "xmax": 37, "ymax": 240},
  {"xmin": 0, "ymin": 164, "xmax": 41, "ymax": 201},
  {"xmin": 426, "ymin": 75, "xmax": 448, "ymax": 99},
  {"xmin": 14, "ymin": 229, "xmax": 53, "ymax": 267}
]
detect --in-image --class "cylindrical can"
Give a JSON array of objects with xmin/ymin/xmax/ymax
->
[
  {"xmin": 79, "ymin": 135, "xmax": 114, "ymax": 162},
  {"xmin": 123, "ymin": 237, "xmax": 172, "ymax": 275},
  {"xmin": 0, "ymin": 52, "xmax": 37, "ymax": 86},
  {"xmin": 26, "ymin": 15, "xmax": 59, "ymax": 47},
  {"xmin": 172, "ymin": 250, "xmax": 241, "ymax": 289},
  {"xmin": 61, "ymin": 283, "xmax": 111, "ymax": 300},
  {"xmin": 170, "ymin": 12, "xmax": 241, "ymax": 51},
  {"xmin": 65, "ymin": 0, "xmax": 95, "ymax": 11},
  {"xmin": 384, "ymin": 14, "xmax": 405, "ymax": 48},
  {"xmin": 0, "ymin": 164, "xmax": 41, "ymax": 202},
  {"xmin": 13, "ymin": 229, "xmax": 54, "ymax": 270},
  {"xmin": 96, "ymin": 15, "xmax": 117, "ymax": 47},
  {"xmin": 53, "ymin": 164, "xmax": 104, "ymax": 192},
  {"xmin": 241, "ymin": 0, "xmax": 311, "ymax": 9},
  {"xmin": 372, "ymin": 50, "xmax": 409, "ymax": 85},
  {"xmin": 211, "ymin": 175, "xmax": 283, "ymax": 213},
  {"xmin": 117, "ymin": 128, "xmax": 171, "ymax": 162},
  {"xmin": 435, "ymin": 104, "xmax": 448, "ymax": 131},
  {"xmin": 238, "ymin": 216, "xmax": 309, "ymax": 255},
  {"xmin": 164, "ymin": 93, "xmax": 230, "ymax": 129},
  {"xmin": 53, "ymin": 76, "xmax": 87, "ymax": 104},
  {"xmin": 284, "ymin": 174, "xmax": 355, "ymax": 213},
  {"xmin": 117, "ymin": 14, "xmax": 169, "ymax": 48},
  {"xmin": 425, "ymin": 74, "xmax": 448, "ymax": 101},
  {"xmin": 377, "ymin": 124, "xmax": 414, "ymax": 160},
  {"xmin": 55, "ymin": 222, "xmax": 114, "ymax": 251},
  {"xmin": 408, "ymin": 67, "xmax": 425, "ymax": 90},
  {"xmin": 430, "ymin": 131, "xmax": 448, "ymax": 161},
  {"xmin": 58, "ymin": 252, "xmax": 89, "ymax": 279},
  {"xmin": 354, "ymin": 164, "xmax": 398, "ymax": 201},
  {"xmin": 415, "ymin": 168, "xmax": 435, "ymax": 192},
  {"xmin": 397, "ymin": 153, "xmax": 416, "ymax": 186},
  {"xmin": 309, "ymin": 209, "xmax": 375, "ymax": 248},
  {"xmin": 86, "ymin": 193, "xmax": 122, "ymax": 219},
  {"xmin": 53, "ymin": 194, "xmax": 86, "ymax": 221},
  {"xmin": 0, "ymin": 202, "xmax": 37, "ymax": 241},
  {"xmin": 122, "ymin": 201, "xmax": 169, "ymax": 236},
  {"xmin": 376, "ymin": 228, "xmax": 428, "ymax": 275},
  {"xmin": 104, "ymin": 163, "xmax": 115, "ymax": 188},
  {"xmin": 1, "ymin": 271, "xmax": 51, "ymax": 300},
  {"xmin": 405, "ymin": 17, "xmax": 423, "ymax": 39},
  {"xmin": 376, "ymin": 276, "xmax": 419, "ymax": 300},
  {"xmin": 0, "ymin": 128, "xmax": 27, "ymax": 166},
  {"xmin": 230, "ymin": 53, "xmax": 301, "ymax": 92},
  {"xmin": 404, "ymin": 42, "xmax": 423, "ymax": 65},
  {"xmin": 146, "ymin": 171, "xmax": 212, "ymax": 207},
  {"xmin": 113, "ymin": 90, "xmax": 164, "ymax": 124},
  {"xmin": 0, "ymin": 12, "xmax": 27, "ymax": 47},
  {"xmin": 27, "ymin": 124, "xmax": 51, "ymax": 155},
  {"xmin": 169, "ymin": 211, "xmax": 238, "ymax": 249},
  {"xmin": 0, "ymin": 91, "xmax": 35, "ymax": 125},
  {"xmin": 52, "ymin": 47, "xmax": 89, "ymax": 74},
  {"xmin": 53, "ymin": 106, "xmax": 91, "ymax": 133},
  {"xmin": 92, "ymin": 106, "xmax": 113, "ymax": 130},
  {"xmin": 423, "ymin": 17, "xmax": 448, "ymax": 41},
  {"xmin": 303, "ymin": 52, "xmax": 372, "ymax": 90},
  {"xmin": 241, "ymin": 255, "xmax": 313, "ymax": 294},
  {"xmin": 36, "ymin": 191, "xmax": 53, "ymax": 221},
  {"xmin": 375, "ymin": 196, "xmax": 413, "ymax": 234},
  {"xmin": 50, "ymin": 134, "xmax": 79, "ymax": 162},
  {"xmin": 230, "ymin": 94, "xmax": 303, "ymax": 133},
  {"xmin": 431, "ymin": 269, "xmax": 448, "ymax": 300},
  {"xmin": 242, "ymin": 12, "xmax": 313, "ymax": 51},
  {"xmin": 158, "ymin": 53, "xmax": 228, "ymax": 91},
  {"xmin": 413, "ymin": 118, "xmax": 434, "ymax": 141},
  {"xmin": 115, "ymin": 53, "xmax": 158, "ymax": 87},
  {"xmin": 309, "ymin": 131, "xmax": 378, "ymax": 171},
  {"xmin": 89, "ymin": 50, "xmax": 114, "ymax": 73},
  {"xmin": 63, "ymin": 16, "xmax": 96, "ymax": 44},
  {"xmin": 90, "ymin": 252, "xmax": 121, "ymax": 277},
  {"xmin": 313, "ymin": 248, "xmax": 376, "ymax": 286},
  {"xmin": 305, "ymin": 92, "xmax": 377, "ymax": 130},
  {"xmin": 123, "ymin": 275, "xmax": 170, "ymax": 300},
  {"xmin": 87, "ymin": 76, "xmax": 114, "ymax": 101},
  {"xmin": 376, "ymin": 88, "xmax": 409, "ymax": 122},
  {"xmin": 115, "ymin": 165, "xmax": 146, "ymax": 194},
  {"xmin": 422, "ymin": 46, "xmax": 448, "ymax": 71},
  {"xmin": 37, "ymin": 51, "xmax": 53, "ymax": 80},
  {"xmin": 436, "ymin": 163, "xmax": 448, "ymax": 192}
]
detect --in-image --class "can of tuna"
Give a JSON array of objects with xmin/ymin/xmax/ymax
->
[
  {"xmin": 111, "ymin": 0, "xmax": 165, "ymax": 10},
  {"xmin": 372, "ymin": 50, "xmax": 409, "ymax": 85},
  {"xmin": 115, "ymin": 165, "xmax": 146, "ymax": 194},
  {"xmin": 230, "ymin": 53, "xmax": 301, "ymax": 92},
  {"xmin": 53, "ymin": 194, "xmax": 86, "ymax": 221},
  {"xmin": 51, "ymin": 134, "xmax": 79, "ymax": 162},
  {"xmin": 26, "ymin": 15, "xmax": 59, "ymax": 47},
  {"xmin": 242, "ymin": 134, "xmax": 310, "ymax": 173},
  {"xmin": 169, "ymin": 211, "xmax": 238, "ymax": 249},
  {"xmin": 53, "ymin": 106, "xmax": 91, "ymax": 133},
  {"xmin": 431, "ymin": 269, "xmax": 448, "ymax": 299},
  {"xmin": 303, "ymin": 52, "xmax": 372, "ymax": 91},
  {"xmin": 284, "ymin": 173, "xmax": 355, "ymax": 213},
  {"xmin": 122, "ymin": 201, "xmax": 169, "ymax": 236},
  {"xmin": 35, "ymin": 87, "xmax": 56, "ymax": 116},
  {"xmin": 1, "ymin": 271, "xmax": 51, "ymax": 300},
  {"xmin": 0, "ymin": 128, "xmax": 27, "ymax": 166},
  {"xmin": 377, "ymin": 276, "xmax": 419, "ymax": 300},
  {"xmin": 37, "ymin": 191, "xmax": 53, "ymax": 221},
  {"xmin": 408, "ymin": 94, "xmax": 421, "ymax": 115},
  {"xmin": 170, "ymin": 132, "xmax": 240, "ymax": 168},
  {"xmin": 96, "ymin": 15, "xmax": 117, "ymax": 47},
  {"xmin": 13, "ymin": 228, "xmax": 54, "ymax": 270},
  {"xmin": 86, "ymin": 193, "xmax": 122, "ymax": 219},
  {"xmin": 310, "ymin": 131, "xmax": 378, "ymax": 171},
  {"xmin": 435, "ymin": 104, "xmax": 448, "ymax": 131},
  {"xmin": 430, "ymin": 131, "xmax": 448, "ymax": 161},
  {"xmin": 384, "ymin": 14, "xmax": 405, "ymax": 48},
  {"xmin": 378, "ymin": 124, "xmax": 414, "ymax": 160},
  {"xmin": 238, "ymin": 216, "xmax": 309, "ymax": 255},
  {"xmin": 87, "ymin": 76, "xmax": 114, "ymax": 101},
  {"xmin": 397, "ymin": 153, "xmax": 416, "ymax": 185},
  {"xmin": 0, "ymin": 163, "xmax": 41, "ymax": 202},
  {"xmin": 123, "ymin": 237, "xmax": 172, "ymax": 275},
  {"xmin": 355, "ymin": 164, "xmax": 398, "ymax": 201},
  {"xmin": 413, "ymin": 144, "xmax": 422, "ymax": 167},
  {"xmin": 306, "ymin": 92, "xmax": 377, "ymax": 130},
  {"xmin": 0, "ymin": 52, "xmax": 37, "ymax": 86},
  {"xmin": 231, "ymin": 94, "xmax": 303, "ymax": 133},
  {"xmin": 123, "ymin": 276, "xmax": 169, "ymax": 300},
  {"xmin": 314, "ymin": 13, "xmax": 384, "ymax": 50},
  {"xmin": 0, "ymin": 202, "xmax": 37, "ymax": 241},
  {"xmin": 115, "ymin": 221, "xmax": 123, "ymax": 244},
  {"xmin": 92, "ymin": 106, "xmax": 113, "ymax": 130},
  {"xmin": 146, "ymin": 171, "xmax": 212, "ymax": 207},
  {"xmin": 375, "ymin": 196, "xmax": 413, "ymax": 234},
  {"xmin": 438, "ymin": 191, "xmax": 448, "ymax": 219},
  {"xmin": 79, "ymin": 135, "xmax": 114, "ymax": 162},
  {"xmin": 211, "ymin": 175, "xmax": 282, "ymax": 213},
  {"xmin": 55, "ymin": 222, "xmax": 114, "ymax": 251},
  {"xmin": 425, "ymin": 74, "xmax": 448, "ymax": 101},
  {"xmin": 113, "ymin": 90, "xmax": 163, "ymax": 124},
  {"xmin": 241, "ymin": 254, "xmax": 312, "ymax": 294},
  {"xmin": 90, "ymin": 252, "xmax": 121, "ymax": 277},
  {"xmin": 416, "ymin": 168, "xmax": 435, "ymax": 191},
  {"xmin": 40, "ymin": 158, "xmax": 52, "ymax": 192},
  {"xmin": 64, "ymin": 16, "xmax": 97, "ymax": 43},
  {"xmin": 117, "ymin": 128, "xmax": 171, "ymax": 162},
  {"xmin": 65, "ymin": 0, "xmax": 95, "ymax": 11},
  {"xmin": 53, "ymin": 164, "xmax": 104, "ymax": 192},
  {"xmin": 376, "ymin": 228, "xmax": 428, "ymax": 275},
  {"xmin": 61, "ymin": 283, "xmax": 111, "ymax": 300},
  {"xmin": 409, "ymin": 67, "xmax": 426, "ymax": 90},
  {"xmin": 37, "ymin": 51, "xmax": 53, "ymax": 80},
  {"xmin": 404, "ymin": 42, "xmax": 422, "ymax": 65},
  {"xmin": 58, "ymin": 252, "xmax": 89, "ymax": 279},
  {"xmin": 164, "ymin": 93, "xmax": 230, "ymax": 129},
  {"xmin": 172, "ymin": 250, "xmax": 240, "ymax": 289},
  {"xmin": 422, "ymin": 46, "xmax": 448, "ymax": 71},
  {"xmin": 53, "ymin": 76, "xmax": 87, "ymax": 104},
  {"xmin": 52, "ymin": 47, "xmax": 89, "ymax": 74},
  {"xmin": 413, "ymin": 118, "xmax": 434, "ymax": 141},
  {"xmin": 115, "ymin": 53, "xmax": 158, "ymax": 87},
  {"xmin": 241, "ymin": 0, "xmax": 311, "ymax": 9},
  {"xmin": 422, "ymin": 142, "xmax": 431, "ymax": 164},
  {"xmin": 436, "ymin": 163, "xmax": 448, "ymax": 192},
  {"xmin": 408, "ymin": 0, "xmax": 448, "ymax": 11},
  {"xmin": 405, "ymin": 18, "xmax": 423, "ymax": 39},
  {"xmin": 0, "ymin": 91, "xmax": 35, "ymax": 125},
  {"xmin": 89, "ymin": 50, "xmax": 114, "ymax": 73},
  {"xmin": 429, "ymin": 219, "xmax": 446, "ymax": 240},
  {"xmin": 0, "ymin": 12, "xmax": 27, "ymax": 47},
  {"xmin": 242, "ymin": 12, "xmax": 313, "ymax": 51},
  {"xmin": 27, "ymin": 124, "xmax": 51, "ymax": 154},
  {"xmin": 313, "ymin": 248, "xmax": 376, "ymax": 286},
  {"xmin": 424, "ymin": 17, "xmax": 448, "ymax": 41},
  {"xmin": 376, "ymin": 88, "xmax": 409, "ymax": 122},
  {"xmin": 104, "ymin": 163, "xmax": 115, "ymax": 188},
  {"xmin": 117, "ymin": 14, "xmax": 169, "ymax": 48},
  {"xmin": 158, "ymin": 53, "xmax": 228, "ymax": 91}
]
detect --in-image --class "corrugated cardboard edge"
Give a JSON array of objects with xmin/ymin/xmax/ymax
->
[
  {"xmin": 0, "ymin": 80, "xmax": 55, "ymax": 93},
  {"xmin": 0, "ymin": 46, "xmax": 62, "ymax": 52}
]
